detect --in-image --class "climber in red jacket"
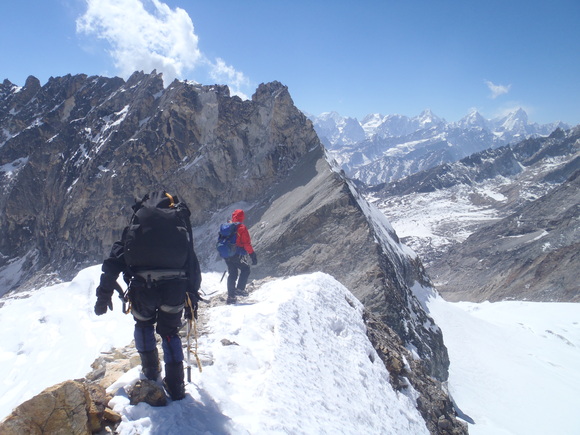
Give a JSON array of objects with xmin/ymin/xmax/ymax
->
[{"xmin": 225, "ymin": 209, "xmax": 257, "ymax": 304}]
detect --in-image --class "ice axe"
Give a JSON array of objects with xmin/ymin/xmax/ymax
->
[{"xmin": 113, "ymin": 281, "xmax": 130, "ymax": 314}]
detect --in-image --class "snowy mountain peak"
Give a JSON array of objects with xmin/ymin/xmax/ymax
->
[
  {"xmin": 360, "ymin": 113, "xmax": 386, "ymax": 135},
  {"xmin": 312, "ymin": 111, "xmax": 365, "ymax": 146},
  {"xmin": 361, "ymin": 113, "xmax": 384, "ymax": 125},
  {"xmin": 416, "ymin": 108, "xmax": 443, "ymax": 128},
  {"xmin": 317, "ymin": 111, "xmax": 346, "ymax": 123},
  {"xmin": 309, "ymin": 108, "xmax": 570, "ymax": 184},
  {"xmin": 456, "ymin": 110, "xmax": 488, "ymax": 129},
  {"xmin": 497, "ymin": 107, "xmax": 529, "ymax": 130}
]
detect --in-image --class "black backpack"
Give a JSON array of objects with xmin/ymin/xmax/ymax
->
[
  {"xmin": 216, "ymin": 222, "xmax": 239, "ymax": 258},
  {"xmin": 123, "ymin": 191, "xmax": 191, "ymax": 270}
]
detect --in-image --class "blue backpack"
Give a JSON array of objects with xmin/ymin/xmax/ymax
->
[{"xmin": 216, "ymin": 223, "xmax": 239, "ymax": 258}]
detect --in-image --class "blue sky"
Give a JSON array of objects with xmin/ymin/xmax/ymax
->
[{"xmin": 2, "ymin": 0, "xmax": 579, "ymax": 125}]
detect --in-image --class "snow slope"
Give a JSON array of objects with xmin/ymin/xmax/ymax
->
[
  {"xmin": 1, "ymin": 266, "xmax": 580, "ymax": 434},
  {"xmin": 0, "ymin": 266, "xmax": 134, "ymax": 415},
  {"xmin": 428, "ymin": 297, "xmax": 580, "ymax": 435}
]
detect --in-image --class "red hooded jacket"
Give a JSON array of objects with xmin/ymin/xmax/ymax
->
[{"xmin": 231, "ymin": 209, "xmax": 254, "ymax": 255}]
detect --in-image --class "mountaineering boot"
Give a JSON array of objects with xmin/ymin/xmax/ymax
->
[
  {"xmin": 226, "ymin": 296, "xmax": 237, "ymax": 305},
  {"xmin": 235, "ymin": 287, "xmax": 248, "ymax": 297},
  {"xmin": 163, "ymin": 361, "xmax": 185, "ymax": 400},
  {"xmin": 139, "ymin": 349, "xmax": 161, "ymax": 381}
]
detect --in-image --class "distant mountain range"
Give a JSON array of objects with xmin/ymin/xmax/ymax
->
[
  {"xmin": 368, "ymin": 125, "xmax": 580, "ymax": 303},
  {"xmin": 309, "ymin": 109, "xmax": 569, "ymax": 185}
]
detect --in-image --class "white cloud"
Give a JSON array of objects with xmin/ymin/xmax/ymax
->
[
  {"xmin": 76, "ymin": 0, "xmax": 249, "ymax": 95},
  {"xmin": 484, "ymin": 80, "xmax": 511, "ymax": 99},
  {"xmin": 209, "ymin": 58, "xmax": 250, "ymax": 99}
]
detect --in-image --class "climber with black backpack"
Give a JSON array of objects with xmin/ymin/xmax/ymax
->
[
  {"xmin": 216, "ymin": 209, "xmax": 257, "ymax": 304},
  {"xmin": 94, "ymin": 191, "xmax": 202, "ymax": 401}
]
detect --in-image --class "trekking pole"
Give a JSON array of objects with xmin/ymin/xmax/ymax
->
[
  {"xmin": 185, "ymin": 293, "xmax": 193, "ymax": 383},
  {"xmin": 184, "ymin": 292, "xmax": 203, "ymax": 381},
  {"xmin": 220, "ymin": 270, "xmax": 227, "ymax": 283},
  {"xmin": 186, "ymin": 318, "xmax": 192, "ymax": 383}
]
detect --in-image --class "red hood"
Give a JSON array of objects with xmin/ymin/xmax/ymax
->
[{"xmin": 232, "ymin": 209, "xmax": 245, "ymax": 223}]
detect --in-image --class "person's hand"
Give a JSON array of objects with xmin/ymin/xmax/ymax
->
[
  {"xmin": 94, "ymin": 291, "xmax": 113, "ymax": 315},
  {"xmin": 250, "ymin": 252, "xmax": 258, "ymax": 265}
]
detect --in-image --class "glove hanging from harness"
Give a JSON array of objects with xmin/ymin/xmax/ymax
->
[{"xmin": 184, "ymin": 291, "xmax": 201, "ymax": 320}]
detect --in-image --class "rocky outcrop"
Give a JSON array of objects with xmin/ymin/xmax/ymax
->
[
  {"xmin": 0, "ymin": 380, "xmax": 109, "ymax": 434},
  {"xmin": 128, "ymin": 380, "xmax": 167, "ymax": 407},
  {"xmin": 0, "ymin": 341, "xmax": 152, "ymax": 434},
  {"xmin": 364, "ymin": 310, "xmax": 467, "ymax": 435}
]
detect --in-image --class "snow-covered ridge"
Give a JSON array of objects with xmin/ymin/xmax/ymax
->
[
  {"xmin": 0, "ymin": 267, "xmax": 429, "ymax": 434},
  {"xmin": 2, "ymin": 265, "xmax": 579, "ymax": 434}
]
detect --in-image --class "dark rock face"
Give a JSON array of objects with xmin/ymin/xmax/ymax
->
[
  {"xmin": 364, "ymin": 310, "xmax": 468, "ymax": 435},
  {"xmin": 247, "ymin": 147, "xmax": 449, "ymax": 380},
  {"xmin": 0, "ymin": 73, "xmax": 317, "ymax": 284},
  {"xmin": 0, "ymin": 72, "xmax": 448, "ymax": 382}
]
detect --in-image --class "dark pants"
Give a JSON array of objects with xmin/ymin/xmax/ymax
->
[
  {"xmin": 225, "ymin": 255, "xmax": 250, "ymax": 298},
  {"xmin": 130, "ymin": 279, "xmax": 186, "ymax": 364}
]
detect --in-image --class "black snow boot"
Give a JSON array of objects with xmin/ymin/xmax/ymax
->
[
  {"xmin": 139, "ymin": 349, "xmax": 161, "ymax": 381},
  {"xmin": 163, "ymin": 361, "xmax": 185, "ymax": 400},
  {"xmin": 235, "ymin": 287, "xmax": 248, "ymax": 297}
]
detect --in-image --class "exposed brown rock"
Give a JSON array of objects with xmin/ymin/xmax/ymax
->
[
  {"xmin": 84, "ymin": 382, "xmax": 108, "ymax": 433},
  {"xmin": 87, "ymin": 345, "xmax": 141, "ymax": 389},
  {"xmin": 0, "ymin": 380, "xmax": 91, "ymax": 435},
  {"xmin": 364, "ymin": 310, "xmax": 468, "ymax": 435},
  {"xmin": 128, "ymin": 380, "xmax": 167, "ymax": 407},
  {"xmin": 102, "ymin": 408, "xmax": 122, "ymax": 424}
]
